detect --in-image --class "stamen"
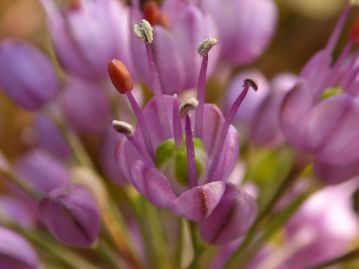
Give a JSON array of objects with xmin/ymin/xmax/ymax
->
[
  {"xmin": 326, "ymin": 4, "xmax": 351, "ymax": 53},
  {"xmin": 133, "ymin": 19, "xmax": 163, "ymax": 96},
  {"xmin": 180, "ymin": 98, "xmax": 199, "ymax": 118},
  {"xmin": 126, "ymin": 92, "xmax": 155, "ymax": 159},
  {"xmin": 172, "ymin": 95, "xmax": 183, "ymax": 147},
  {"xmin": 133, "ymin": 19, "xmax": 154, "ymax": 43},
  {"xmin": 108, "ymin": 60, "xmax": 133, "ymax": 94},
  {"xmin": 195, "ymin": 38, "xmax": 217, "ymax": 138},
  {"xmin": 180, "ymin": 100, "xmax": 199, "ymax": 187},
  {"xmin": 207, "ymin": 79, "xmax": 257, "ymax": 180},
  {"xmin": 108, "ymin": 60, "xmax": 155, "ymax": 159},
  {"xmin": 198, "ymin": 38, "xmax": 218, "ymax": 57},
  {"xmin": 112, "ymin": 120, "xmax": 153, "ymax": 166}
]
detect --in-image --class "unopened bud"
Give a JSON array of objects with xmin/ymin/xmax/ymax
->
[
  {"xmin": 244, "ymin": 78, "xmax": 258, "ymax": 91},
  {"xmin": 198, "ymin": 38, "xmax": 218, "ymax": 57},
  {"xmin": 108, "ymin": 59, "xmax": 133, "ymax": 94},
  {"xmin": 180, "ymin": 98, "xmax": 199, "ymax": 118},
  {"xmin": 133, "ymin": 20, "xmax": 154, "ymax": 43},
  {"xmin": 39, "ymin": 185, "xmax": 101, "ymax": 248},
  {"xmin": 112, "ymin": 120, "xmax": 134, "ymax": 136}
]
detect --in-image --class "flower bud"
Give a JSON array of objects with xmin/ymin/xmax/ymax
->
[
  {"xmin": 0, "ymin": 227, "xmax": 38, "ymax": 269},
  {"xmin": 39, "ymin": 185, "xmax": 101, "ymax": 248},
  {"xmin": 0, "ymin": 40, "xmax": 59, "ymax": 110},
  {"xmin": 199, "ymin": 183, "xmax": 257, "ymax": 244}
]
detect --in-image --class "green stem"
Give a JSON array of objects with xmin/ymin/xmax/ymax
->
[
  {"xmin": 0, "ymin": 165, "xmax": 41, "ymax": 199},
  {"xmin": 308, "ymin": 248, "xmax": 359, "ymax": 269},
  {"xmin": 48, "ymin": 108, "xmax": 94, "ymax": 169},
  {"xmin": 223, "ymin": 165, "xmax": 307, "ymax": 269},
  {"xmin": 142, "ymin": 199, "xmax": 169, "ymax": 269},
  {"xmin": 188, "ymin": 222, "xmax": 201, "ymax": 269},
  {"xmin": 175, "ymin": 219, "xmax": 185, "ymax": 269},
  {"xmin": 8, "ymin": 223, "xmax": 99, "ymax": 269},
  {"xmin": 93, "ymin": 239, "xmax": 125, "ymax": 269}
]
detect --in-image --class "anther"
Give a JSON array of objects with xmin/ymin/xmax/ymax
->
[
  {"xmin": 68, "ymin": 0, "xmax": 81, "ymax": 10},
  {"xmin": 243, "ymin": 78, "xmax": 258, "ymax": 91},
  {"xmin": 180, "ymin": 98, "xmax": 199, "ymax": 118},
  {"xmin": 350, "ymin": 17, "xmax": 359, "ymax": 44},
  {"xmin": 198, "ymin": 38, "xmax": 218, "ymax": 57},
  {"xmin": 108, "ymin": 60, "xmax": 133, "ymax": 94},
  {"xmin": 133, "ymin": 19, "xmax": 154, "ymax": 43},
  {"xmin": 351, "ymin": 0, "xmax": 359, "ymax": 6},
  {"xmin": 112, "ymin": 120, "xmax": 134, "ymax": 136}
]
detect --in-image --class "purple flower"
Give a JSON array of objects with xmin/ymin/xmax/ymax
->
[
  {"xmin": 59, "ymin": 76, "xmax": 112, "ymax": 134},
  {"xmin": 109, "ymin": 35, "xmax": 257, "ymax": 243},
  {"xmin": 40, "ymin": 0, "xmax": 131, "ymax": 80},
  {"xmin": 39, "ymin": 185, "xmax": 101, "ymax": 248},
  {"xmin": 202, "ymin": 0, "xmax": 278, "ymax": 66},
  {"xmin": 131, "ymin": 1, "xmax": 219, "ymax": 94},
  {"xmin": 0, "ymin": 227, "xmax": 38, "ymax": 269},
  {"xmin": 280, "ymin": 7, "xmax": 359, "ymax": 183},
  {"xmin": 14, "ymin": 150, "xmax": 70, "ymax": 195},
  {"xmin": 34, "ymin": 113, "xmax": 71, "ymax": 160},
  {"xmin": 280, "ymin": 180, "xmax": 359, "ymax": 268},
  {"xmin": 0, "ymin": 196, "xmax": 37, "ymax": 228},
  {"xmin": 0, "ymin": 40, "xmax": 59, "ymax": 110}
]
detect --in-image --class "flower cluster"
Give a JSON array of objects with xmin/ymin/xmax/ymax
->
[{"xmin": 0, "ymin": 0, "xmax": 357, "ymax": 269}]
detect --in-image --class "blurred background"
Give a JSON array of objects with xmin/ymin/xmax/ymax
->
[{"xmin": 0, "ymin": 0, "xmax": 355, "ymax": 161}]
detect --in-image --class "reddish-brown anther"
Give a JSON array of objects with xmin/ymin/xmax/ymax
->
[
  {"xmin": 350, "ymin": 17, "xmax": 359, "ymax": 44},
  {"xmin": 143, "ymin": 1, "xmax": 169, "ymax": 28},
  {"xmin": 68, "ymin": 0, "xmax": 81, "ymax": 10},
  {"xmin": 108, "ymin": 59, "xmax": 133, "ymax": 94}
]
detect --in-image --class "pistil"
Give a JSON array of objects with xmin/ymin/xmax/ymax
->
[
  {"xmin": 172, "ymin": 95, "xmax": 183, "ymax": 147},
  {"xmin": 207, "ymin": 79, "xmax": 257, "ymax": 180}
]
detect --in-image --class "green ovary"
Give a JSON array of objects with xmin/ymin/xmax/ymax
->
[{"xmin": 155, "ymin": 138, "xmax": 206, "ymax": 186}]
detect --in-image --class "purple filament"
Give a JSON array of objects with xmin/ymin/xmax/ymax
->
[
  {"xmin": 195, "ymin": 55, "xmax": 209, "ymax": 138},
  {"xmin": 145, "ymin": 43, "xmax": 163, "ymax": 96},
  {"xmin": 207, "ymin": 84, "xmax": 250, "ymax": 180},
  {"xmin": 173, "ymin": 96, "xmax": 183, "ymax": 147},
  {"xmin": 126, "ymin": 92, "xmax": 155, "ymax": 159},
  {"xmin": 185, "ymin": 113, "xmax": 197, "ymax": 188}
]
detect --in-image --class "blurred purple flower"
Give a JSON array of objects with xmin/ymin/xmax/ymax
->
[
  {"xmin": 280, "ymin": 179, "xmax": 359, "ymax": 268},
  {"xmin": 0, "ymin": 227, "xmax": 38, "ymax": 269},
  {"xmin": 34, "ymin": 113, "xmax": 71, "ymax": 160},
  {"xmin": 280, "ymin": 7, "xmax": 359, "ymax": 183},
  {"xmin": 202, "ymin": 0, "xmax": 278, "ymax": 66},
  {"xmin": 59, "ymin": 77, "xmax": 112, "ymax": 134},
  {"xmin": 0, "ymin": 40, "xmax": 59, "ymax": 110},
  {"xmin": 40, "ymin": 0, "xmax": 131, "ymax": 81},
  {"xmin": 14, "ymin": 149, "xmax": 70, "ymax": 195},
  {"xmin": 131, "ymin": 1, "xmax": 219, "ymax": 94}
]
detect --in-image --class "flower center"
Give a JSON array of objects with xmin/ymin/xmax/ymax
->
[{"xmin": 155, "ymin": 138, "xmax": 207, "ymax": 188}]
